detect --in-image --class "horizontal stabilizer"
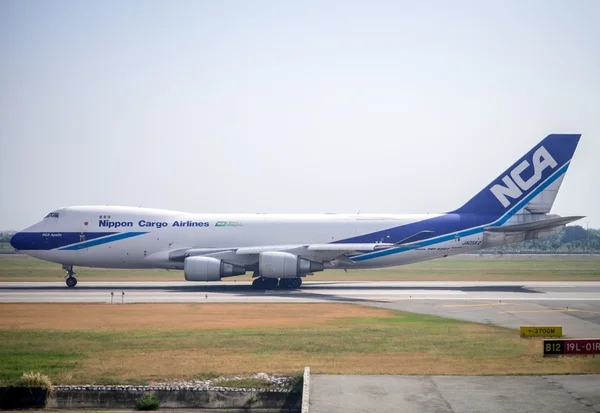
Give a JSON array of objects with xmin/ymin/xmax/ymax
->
[{"xmin": 485, "ymin": 216, "xmax": 584, "ymax": 233}]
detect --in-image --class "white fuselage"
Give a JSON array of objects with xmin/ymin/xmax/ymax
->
[{"xmin": 15, "ymin": 206, "xmax": 488, "ymax": 271}]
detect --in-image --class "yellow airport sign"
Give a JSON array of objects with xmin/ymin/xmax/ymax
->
[{"xmin": 520, "ymin": 326, "xmax": 562, "ymax": 337}]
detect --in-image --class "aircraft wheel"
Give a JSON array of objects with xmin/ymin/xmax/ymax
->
[
  {"xmin": 279, "ymin": 278, "xmax": 291, "ymax": 288},
  {"xmin": 66, "ymin": 276, "xmax": 78, "ymax": 288},
  {"xmin": 252, "ymin": 277, "xmax": 266, "ymax": 290},
  {"xmin": 291, "ymin": 278, "xmax": 302, "ymax": 288},
  {"xmin": 264, "ymin": 278, "xmax": 279, "ymax": 289}
]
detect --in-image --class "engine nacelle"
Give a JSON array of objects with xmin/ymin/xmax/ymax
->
[
  {"xmin": 259, "ymin": 251, "xmax": 324, "ymax": 279},
  {"xmin": 184, "ymin": 256, "xmax": 246, "ymax": 281}
]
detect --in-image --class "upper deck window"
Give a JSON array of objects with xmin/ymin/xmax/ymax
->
[{"xmin": 45, "ymin": 212, "xmax": 59, "ymax": 218}]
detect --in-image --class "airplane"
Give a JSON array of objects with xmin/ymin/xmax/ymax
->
[{"xmin": 10, "ymin": 133, "xmax": 583, "ymax": 289}]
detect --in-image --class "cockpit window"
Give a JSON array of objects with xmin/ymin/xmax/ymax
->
[{"xmin": 45, "ymin": 212, "xmax": 59, "ymax": 218}]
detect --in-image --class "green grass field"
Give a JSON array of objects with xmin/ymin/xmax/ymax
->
[
  {"xmin": 1, "ymin": 254, "xmax": 599, "ymax": 282},
  {"xmin": 1, "ymin": 303, "xmax": 598, "ymax": 385}
]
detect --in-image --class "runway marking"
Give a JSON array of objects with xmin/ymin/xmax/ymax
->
[
  {"xmin": 443, "ymin": 302, "xmax": 526, "ymax": 308},
  {"xmin": 498, "ymin": 308, "xmax": 600, "ymax": 315},
  {"xmin": 498, "ymin": 309, "xmax": 572, "ymax": 314},
  {"xmin": 498, "ymin": 302, "xmax": 600, "ymax": 316}
]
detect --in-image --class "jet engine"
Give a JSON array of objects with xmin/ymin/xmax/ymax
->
[
  {"xmin": 184, "ymin": 256, "xmax": 246, "ymax": 281},
  {"xmin": 259, "ymin": 251, "xmax": 324, "ymax": 279}
]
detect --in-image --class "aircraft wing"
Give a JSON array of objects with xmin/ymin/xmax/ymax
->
[
  {"xmin": 167, "ymin": 242, "xmax": 399, "ymax": 265},
  {"xmin": 236, "ymin": 243, "xmax": 396, "ymax": 255},
  {"xmin": 167, "ymin": 229, "xmax": 436, "ymax": 264},
  {"xmin": 235, "ymin": 243, "xmax": 398, "ymax": 263}
]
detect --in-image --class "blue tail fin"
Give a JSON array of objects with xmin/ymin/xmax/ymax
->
[{"xmin": 452, "ymin": 134, "xmax": 581, "ymax": 216}]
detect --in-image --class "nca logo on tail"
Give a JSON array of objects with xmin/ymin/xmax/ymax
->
[{"xmin": 490, "ymin": 146, "xmax": 557, "ymax": 207}]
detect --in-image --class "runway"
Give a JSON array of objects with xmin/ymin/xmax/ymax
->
[
  {"xmin": 2, "ymin": 280, "xmax": 600, "ymax": 337},
  {"xmin": 310, "ymin": 375, "xmax": 600, "ymax": 413}
]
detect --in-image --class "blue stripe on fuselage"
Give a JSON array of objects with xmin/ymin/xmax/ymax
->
[
  {"xmin": 350, "ymin": 161, "xmax": 570, "ymax": 262},
  {"xmin": 59, "ymin": 232, "xmax": 148, "ymax": 250}
]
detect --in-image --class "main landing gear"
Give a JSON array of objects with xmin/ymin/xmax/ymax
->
[
  {"xmin": 251, "ymin": 277, "xmax": 302, "ymax": 290},
  {"xmin": 279, "ymin": 278, "xmax": 302, "ymax": 289},
  {"xmin": 63, "ymin": 265, "xmax": 77, "ymax": 288}
]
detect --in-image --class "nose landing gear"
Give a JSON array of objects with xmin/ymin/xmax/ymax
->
[{"xmin": 63, "ymin": 265, "xmax": 78, "ymax": 288}]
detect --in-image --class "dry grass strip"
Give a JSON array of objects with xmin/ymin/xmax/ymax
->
[{"xmin": 0, "ymin": 303, "xmax": 390, "ymax": 330}]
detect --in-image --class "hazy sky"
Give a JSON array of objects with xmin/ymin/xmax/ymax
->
[{"xmin": 1, "ymin": 0, "xmax": 599, "ymax": 230}]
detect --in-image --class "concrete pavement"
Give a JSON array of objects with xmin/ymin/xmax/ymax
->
[{"xmin": 310, "ymin": 375, "xmax": 600, "ymax": 413}]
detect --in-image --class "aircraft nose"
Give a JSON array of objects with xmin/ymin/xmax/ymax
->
[{"xmin": 10, "ymin": 232, "xmax": 28, "ymax": 251}]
